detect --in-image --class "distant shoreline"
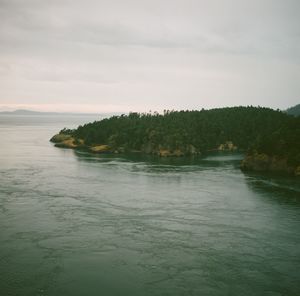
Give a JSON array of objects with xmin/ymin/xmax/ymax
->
[{"xmin": 0, "ymin": 109, "xmax": 120, "ymax": 117}]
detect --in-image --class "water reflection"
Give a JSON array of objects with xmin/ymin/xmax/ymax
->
[{"xmin": 73, "ymin": 150, "xmax": 244, "ymax": 173}]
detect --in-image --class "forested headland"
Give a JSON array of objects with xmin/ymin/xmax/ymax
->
[{"xmin": 51, "ymin": 106, "xmax": 300, "ymax": 175}]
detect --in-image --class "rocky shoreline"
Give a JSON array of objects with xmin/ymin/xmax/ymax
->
[
  {"xmin": 50, "ymin": 133, "xmax": 300, "ymax": 176},
  {"xmin": 50, "ymin": 133, "xmax": 201, "ymax": 156},
  {"xmin": 241, "ymin": 152, "xmax": 300, "ymax": 176}
]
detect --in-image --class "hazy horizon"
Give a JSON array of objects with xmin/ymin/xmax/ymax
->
[
  {"xmin": 1, "ymin": 0, "xmax": 299, "ymax": 113},
  {"xmin": 0, "ymin": 103, "xmax": 299, "ymax": 114}
]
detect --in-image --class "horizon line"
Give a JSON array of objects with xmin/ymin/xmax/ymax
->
[{"xmin": 0, "ymin": 105, "xmax": 295, "ymax": 115}]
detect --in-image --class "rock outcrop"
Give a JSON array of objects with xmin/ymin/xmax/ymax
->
[
  {"xmin": 90, "ymin": 145, "xmax": 111, "ymax": 153},
  {"xmin": 218, "ymin": 141, "xmax": 237, "ymax": 151},
  {"xmin": 241, "ymin": 152, "xmax": 299, "ymax": 176},
  {"xmin": 50, "ymin": 133, "xmax": 73, "ymax": 143},
  {"xmin": 157, "ymin": 149, "xmax": 184, "ymax": 157}
]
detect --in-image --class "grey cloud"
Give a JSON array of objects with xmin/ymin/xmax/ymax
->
[
  {"xmin": 1, "ymin": 0, "xmax": 299, "ymax": 55},
  {"xmin": 0, "ymin": 0, "xmax": 299, "ymax": 111}
]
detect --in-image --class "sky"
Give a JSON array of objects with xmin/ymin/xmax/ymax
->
[{"xmin": 0, "ymin": 0, "xmax": 299, "ymax": 113}]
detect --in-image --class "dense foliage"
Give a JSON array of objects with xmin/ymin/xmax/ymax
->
[
  {"xmin": 252, "ymin": 114, "xmax": 300, "ymax": 166},
  {"xmin": 60, "ymin": 106, "xmax": 299, "ymax": 166}
]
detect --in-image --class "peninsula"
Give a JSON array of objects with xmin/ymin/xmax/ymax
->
[{"xmin": 50, "ymin": 106, "xmax": 300, "ymax": 176}]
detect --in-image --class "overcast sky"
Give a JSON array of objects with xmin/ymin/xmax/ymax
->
[{"xmin": 0, "ymin": 0, "xmax": 299, "ymax": 113}]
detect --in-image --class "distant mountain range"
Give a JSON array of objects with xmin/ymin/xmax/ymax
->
[
  {"xmin": 285, "ymin": 104, "xmax": 300, "ymax": 117},
  {"xmin": 0, "ymin": 109, "xmax": 116, "ymax": 116}
]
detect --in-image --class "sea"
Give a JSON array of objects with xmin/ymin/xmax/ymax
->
[{"xmin": 0, "ymin": 114, "xmax": 299, "ymax": 296}]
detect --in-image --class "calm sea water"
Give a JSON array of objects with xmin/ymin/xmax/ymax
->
[{"xmin": 0, "ymin": 115, "xmax": 300, "ymax": 296}]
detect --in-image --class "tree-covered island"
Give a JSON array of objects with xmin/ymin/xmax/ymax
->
[{"xmin": 50, "ymin": 106, "xmax": 300, "ymax": 176}]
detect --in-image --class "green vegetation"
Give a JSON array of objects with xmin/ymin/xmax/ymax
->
[
  {"xmin": 51, "ymin": 106, "xmax": 300, "ymax": 175},
  {"xmin": 241, "ymin": 113, "xmax": 300, "ymax": 175},
  {"xmin": 250, "ymin": 115, "xmax": 300, "ymax": 165}
]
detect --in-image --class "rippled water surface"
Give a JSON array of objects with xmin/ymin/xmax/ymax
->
[{"xmin": 0, "ymin": 115, "xmax": 300, "ymax": 296}]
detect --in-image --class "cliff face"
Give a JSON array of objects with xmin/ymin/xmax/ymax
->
[{"xmin": 241, "ymin": 152, "xmax": 299, "ymax": 176}]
